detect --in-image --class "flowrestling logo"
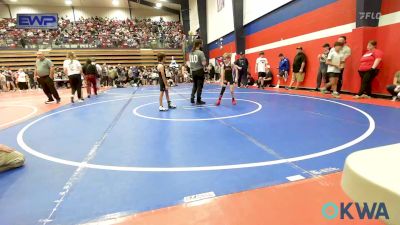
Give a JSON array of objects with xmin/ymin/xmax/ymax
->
[
  {"xmin": 359, "ymin": 12, "xmax": 381, "ymax": 20},
  {"xmin": 322, "ymin": 202, "xmax": 389, "ymax": 220},
  {"xmin": 17, "ymin": 14, "xmax": 58, "ymax": 29}
]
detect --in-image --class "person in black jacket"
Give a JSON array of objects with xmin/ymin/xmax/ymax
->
[
  {"xmin": 287, "ymin": 46, "xmax": 307, "ymax": 90},
  {"xmin": 235, "ymin": 52, "xmax": 249, "ymax": 87},
  {"xmin": 82, "ymin": 58, "xmax": 98, "ymax": 98}
]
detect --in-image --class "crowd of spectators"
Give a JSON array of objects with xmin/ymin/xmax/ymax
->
[
  {"xmin": 0, "ymin": 62, "xmax": 193, "ymax": 92},
  {"xmin": 98, "ymin": 63, "xmax": 191, "ymax": 88},
  {"xmin": 0, "ymin": 16, "xmax": 184, "ymax": 49}
]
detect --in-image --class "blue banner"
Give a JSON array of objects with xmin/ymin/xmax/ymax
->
[{"xmin": 16, "ymin": 13, "xmax": 58, "ymax": 29}]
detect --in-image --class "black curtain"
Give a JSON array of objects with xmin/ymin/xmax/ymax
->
[
  {"xmin": 356, "ymin": 0, "xmax": 382, "ymax": 27},
  {"xmin": 181, "ymin": 0, "xmax": 190, "ymax": 35},
  {"xmin": 197, "ymin": 0, "xmax": 208, "ymax": 59},
  {"xmin": 232, "ymin": 0, "xmax": 245, "ymax": 54}
]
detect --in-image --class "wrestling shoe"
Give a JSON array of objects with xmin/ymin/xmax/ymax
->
[
  {"xmin": 361, "ymin": 94, "xmax": 371, "ymax": 99},
  {"xmin": 332, "ymin": 92, "xmax": 340, "ymax": 99},
  {"xmin": 216, "ymin": 99, "xmax": 221, "ymax": 106},
  {"xmin": 168, "ymin": 103, "xmax": 177, "ymax": 109},
  {"xmin": 159, "ymin": 106, "xmax": 169, "ymax": 111}
]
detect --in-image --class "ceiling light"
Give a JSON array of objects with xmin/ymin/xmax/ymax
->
[
  {"xmin": 10, "ymin": 0, "xmax": 18, "ymax": 2},
  {"xmin": 112, "ymin": 0, "xmax": 119, "ymax": 6},
  {"xmin": 155, "ymin": 2, "xmax": 162, "ymax": 8},
  {"xmin": 65, "ymin": 0, "xmax": 72, "ymax": 5}
]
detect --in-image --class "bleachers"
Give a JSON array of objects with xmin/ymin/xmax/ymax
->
[{"xmin": 0, "ymin": 48, "xmax": 184, "ymax": 70}]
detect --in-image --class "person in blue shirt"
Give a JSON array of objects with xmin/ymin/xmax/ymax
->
[{"xmin": 275, "ymin": 53, "xmax": 289, "ymax": 88}]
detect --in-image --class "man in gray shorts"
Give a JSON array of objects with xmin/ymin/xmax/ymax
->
[
  {"xmin": 189, "ymin": 39, "xmax": 207, "ymax": 105},
  {"xmin": 35, "ymin": 51, "xmax": 61, "ymax": 104}
]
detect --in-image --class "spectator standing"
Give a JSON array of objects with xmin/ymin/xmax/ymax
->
[
  {"xmin": 35, "ymin": 51, "xmax": 61, "ymax": 104},
  {"xmin": 287, "ymin": 46, "xmax": 306, "ymax": 90},
  {"xmin": 354, "ymin": 40, "xmax": 383, "ymax": 99},
  {"xmin": 92, "ymin": 58, "xmax": 102, "ymax": 89},
  {"xmin": 208, "ymin": 64, "xmax": 215, "ymax": 83},
  {"xmin": 276, "ymin": 53, "xmax": 289, "ymax": 89},
  {"xmin": 20, "ymin": 36, "xmax": 27, "ymax": 48},
  {"xmin": 82, "ymin": 58, "xmax": 98, "ymax": 98},
  {"xmin": 101, "ymin": 64, "xmax": 109, "ymax": 87},
  {"xmin": 214, "ymin": 61, "xmax": 221, "ymax": 81},
  {"xmin": 132, "ymin": 66, "xmax": 139, "ymax": 80},
  {"xmin": 235, "ymin": 52, "xmax": 249, "ymax": 88},
  {"xmin": 169, "ymin": 57, "xmax": 179, "ymax": 84},
  {"xmin": 26, "ymin": 69, "xmax": 36, "ymax": 89},
  {"xmin": 0, "ymin": 71, "xmax": 6, "ymax": 91},
  {"xmin": 255, "ymin": 51, "xmax": 269, "ymax": 89},
  {"xmin": 386, "ymin": 70, "xmax": 400, "ymax": 101},
  {"xmin": 17, "ymin": 69, "xmax": 28, "ymax": 91},
  {"xmin": 63, "ymin": 52, "xmax": 84, "ymax": 103},
  {"xmin": 335, "ymin": 36, "xmax": 351, "ymax": 93},
  {"xmin": 321, "ymin": 42, "xmax": 344, "ymax": 98},
  {"xmin": 4, "ymin": 69, "xmax": 16, "ymax": 91},
  {"xmin": 315, "ymin": 43, "xmax": 331, "ymax": 91},
  {"xmin": 108, "ymin": 66, "xmax": 118, "ymax": 87}
]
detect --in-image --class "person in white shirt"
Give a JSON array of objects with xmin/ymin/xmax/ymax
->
[
  {"xmin": 255, "ymin": 51, "xmax": 269, "ymax": 89},
  {"xmin": 63, "ymin": 52, "xmax": 83, "ymax": 103},
  {"xmin": 169, "ymin": 56, "xmax": 179, "ymax": 69},
  {"xmin": 169, "ymin": 56, "xmax": 179, "ymax": 84},
  {"xmin": 330, "ymin": 36, "xmax": 351, "ymax": 93},
  {"xmin": 321, "ymin": 42, "xmax": 344, "ymax": 98},
  {"xmin": 0, "ymin": 72, "xmax": 6, "ymax": 91},
  {"xmin": 17, "ymin": 69, "xmax": 28, "ymax": 91}
]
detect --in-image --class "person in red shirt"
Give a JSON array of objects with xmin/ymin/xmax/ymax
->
[{"xmin": 354, "ymin": 40, "xmax": 383, "ymax": 99}]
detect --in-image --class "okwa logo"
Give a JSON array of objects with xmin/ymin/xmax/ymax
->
[{"xmin": 322, "ymin": 202, "xmax": 389, "ymax": 220}]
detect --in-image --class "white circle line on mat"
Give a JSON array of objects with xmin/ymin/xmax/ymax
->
[
  {"xmin": 0, "ymin": 105, "xmax": 38, "ymax": 128},
  {"xmin": 16, "ymin": 92, "xmax": 375, "ymax": 172},
  {"xmin": 132, "ymin": 98, "xmax": 262, "ymax": 121}
]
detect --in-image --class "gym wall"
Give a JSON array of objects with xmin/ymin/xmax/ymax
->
[
  {"xmin": 206, "ymin": 0, "xmax": 234, "ymax": 44},
  {"xmin": 206, "ymin": 0, "xmax": 400, "ymax": 95},
  {"xmin": 188, "ymin": 0, "xmax": 292, "ymax": 43}
]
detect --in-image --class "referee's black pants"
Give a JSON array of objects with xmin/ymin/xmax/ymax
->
[{"xmin": 191, "ymin": 70, "xmax": 205, "ymax": 102}]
